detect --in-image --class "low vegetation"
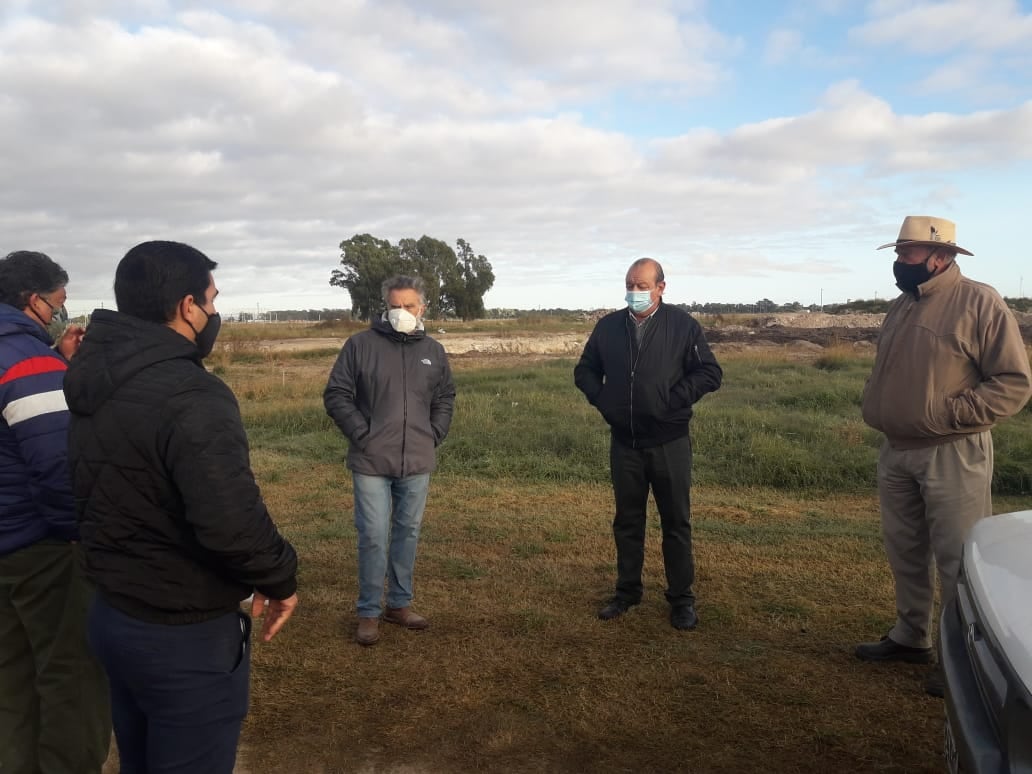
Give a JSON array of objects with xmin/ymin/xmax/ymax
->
[{"xmin": 207, "ymin": 335, "xmax": 1031, "ymax": 772}]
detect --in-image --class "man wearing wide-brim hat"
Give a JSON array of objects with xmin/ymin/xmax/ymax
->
[{"xmin": 857, "ymin": 215, "xmax": 1032, "ymax": 696}]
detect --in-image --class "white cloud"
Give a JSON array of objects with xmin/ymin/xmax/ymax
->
[
  {"xmin": 853, "ymin": 0, "xmax": 1032, "ymax": 54},
  {"xmin": 653, "ymin": 81, "xmax": 1032, "ymax": 183},
  {"xmin": 1, "ymin": 3, "xmax": 1029, "ymax": 311}
]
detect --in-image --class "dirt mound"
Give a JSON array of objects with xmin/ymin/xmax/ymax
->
[
  {"xmin": 251, "ymin": 308, "xmax": 1030, "ymax": 360},
  {"xmin": 434, "ymin": 333, "xmax": 585, "ymax": 355},
  {"xmin": 762, "ymin": 312, "xmax": 884, "ymax": 329}
]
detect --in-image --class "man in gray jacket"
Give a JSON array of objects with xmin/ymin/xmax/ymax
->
[{"xmin": 324, "ymin": 275, "xmax": 456, "ymax": 646}]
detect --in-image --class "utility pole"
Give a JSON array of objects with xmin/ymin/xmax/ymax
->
[{"xmin": 819, "ymin": 288, "xmax": 823, "ymax": 312}]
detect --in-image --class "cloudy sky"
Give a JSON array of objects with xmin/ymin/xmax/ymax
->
[{"xmin": 2, "ymin": 0, "xmax": 1031, "ymax": 316}]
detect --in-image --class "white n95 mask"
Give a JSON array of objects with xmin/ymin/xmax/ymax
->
[{"xmin": 387, "ymin": 308, "xmax": 418, "ymax": 334}]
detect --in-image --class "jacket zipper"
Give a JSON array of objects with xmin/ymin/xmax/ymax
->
[
  {"xmin": 628, "ymin": 332, "xmax": 636, "ymax": 448},
  {"xmin": 628, "ymin": 318, "xmax": 653, "ymax": 449},
  {"xmin": 400, "ymin": 340, "xmax": 408, "ymax": 477}
]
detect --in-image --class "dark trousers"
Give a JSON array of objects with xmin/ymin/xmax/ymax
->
[
  {"xmin": 88, "ymin": 595, "xmax": 251, "ymax": 774},
  {"xmin": 610, "ymin": 433, "xmax": 695, "ymax": 607},
  {"xmin": 0, "ymin": 541, "xmax": 111, "ymax": 774}
]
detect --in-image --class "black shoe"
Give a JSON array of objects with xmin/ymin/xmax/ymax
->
[
  {"xmin": 597, "ymin": 597, "xmax": 638, "ymax": 621},
  {"xmin": 670, "ymin": 605, "xmax": 698, "ymax": 631},
  {"xmin": 924, "ymin": 667, "xmax": 945, "ymax": 698},
  {"xmin": 854, "ymin": 635, "xmax": 933, "ymax": 664}
]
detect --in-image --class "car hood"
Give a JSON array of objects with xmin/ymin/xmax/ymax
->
[{"xmin": 966, "ymin": 510, "xmax": 1032, "ymax": 692}]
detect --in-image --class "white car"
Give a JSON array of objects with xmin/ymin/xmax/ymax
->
[{"xmin": 942, "ymin": 509, "xmax": 1032, "ymax": 774}]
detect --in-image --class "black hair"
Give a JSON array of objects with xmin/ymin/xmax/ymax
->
[
  {"xmin": 114, "ymin": 241, "xmax": 217, "ymax": 323},
  {"xmin": 0, "ymin": 251, "xmax": 69, "ymax": 308}
]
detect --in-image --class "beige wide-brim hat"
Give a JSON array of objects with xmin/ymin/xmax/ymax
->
[{"xmin": 877, "ymin": 215, "xmax": 973, "ymax": 256}]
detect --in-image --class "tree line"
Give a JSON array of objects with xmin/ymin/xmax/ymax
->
[{"xmin": 329, "ymin": 234, "xmax": 495, "ymax": 321}]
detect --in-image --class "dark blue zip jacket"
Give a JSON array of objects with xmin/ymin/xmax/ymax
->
[
  {"xmin": 0, "ymin": 303, "xmax": 77, "ymax": 555},
  {"xmin": 574, "ymin": 303, "xmax": 723, "ymax": 448},
  {"xmin": 324, "ymin": 317, "xmax": 456, "ymax": 478}
]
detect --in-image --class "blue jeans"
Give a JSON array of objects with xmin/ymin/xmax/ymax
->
[
  {"xmin": 352, "ymin": 472, "xmax": 431, "ymax": 617},
  {"xmin": 88, "ymin": 596, "xmax": 250, "ymax": 774}
]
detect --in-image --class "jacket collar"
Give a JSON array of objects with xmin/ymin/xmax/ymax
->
[
  {"xmin": 627, "ymin": 299, "xmax": 664, "ymax": 324},
  {"xmin": 0, "ymin": 302, "xmax": 51, "ymax": 345},
  {"xmin": 916, "ymin": 261, "xmax": 961, "ymax": 299}
]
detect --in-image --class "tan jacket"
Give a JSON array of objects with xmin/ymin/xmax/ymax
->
[{"xmin": 862, "ymin": 262, "xmax": 1032, "ymax": 449}]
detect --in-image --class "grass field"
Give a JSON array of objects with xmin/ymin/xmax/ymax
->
[{"xmin": 206, "ymin": 332, "xmax": 1032, "ymax": 773}]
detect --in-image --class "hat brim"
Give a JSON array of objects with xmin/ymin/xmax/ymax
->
[{"xmin": 877, "ymin": 239, "xmax": 973, "ymax": 257}]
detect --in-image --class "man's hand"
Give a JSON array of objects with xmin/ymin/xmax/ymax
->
[
  {"xmin": 250, "ymin": 592, "xmax": 299, "ymax": 642},
  {"xmin": 56, "ymin": 324, "xmax": 86, "ymax": 359}
]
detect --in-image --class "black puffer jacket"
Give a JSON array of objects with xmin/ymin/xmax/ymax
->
[
  {"xmin": 63, "ymin": 309, "xmax": 297, "ymax": 624},
  {"xmin": 574, "ymin": 303, "xmax": 723, "ymax": 448}
]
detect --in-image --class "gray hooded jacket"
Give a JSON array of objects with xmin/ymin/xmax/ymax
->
[{"xmin": 324, "ymin": 317, "xmax": 455, "ymax": 478}]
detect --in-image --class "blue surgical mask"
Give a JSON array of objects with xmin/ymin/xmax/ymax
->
[{"xmin": 625, "ymin": 290, "xmax": 653, "ymax": 314}]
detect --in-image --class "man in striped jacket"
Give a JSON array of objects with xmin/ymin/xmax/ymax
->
[{"xmin": 0, "ymin": 250, "xmax": 109, "ymax": 774}]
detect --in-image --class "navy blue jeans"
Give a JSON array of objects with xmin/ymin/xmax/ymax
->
[{"xmin": 88, "ymin": 595, "xmax": 251, "ymax": 774}]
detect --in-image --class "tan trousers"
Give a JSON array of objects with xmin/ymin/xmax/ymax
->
[{"xmin": 877, "ymin": 431, "xmax": 993, "ymax": 650}]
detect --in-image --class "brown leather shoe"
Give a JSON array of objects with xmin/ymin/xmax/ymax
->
[
  {"xmin": 356, "ymin": 616, "xmax": 380, "ymax": 646},
  {"xmin": 384, "ymin": 606, "xmax": 429, "ymax": 630}
]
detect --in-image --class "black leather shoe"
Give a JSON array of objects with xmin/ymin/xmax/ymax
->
[
  {"xmin": 924, "ymin": 667, "xmax": 945, "ymax": 698},
  {"xmin": 854, "ymin": 635, "xmax": 933, "ymax": 664},
  {"xmin": 670, "ymin": 605, "xmax": 698, "ymax": 631},
  {"xmin": 597, "ymin": 598, "xmax": 638, "ymax": 621}
]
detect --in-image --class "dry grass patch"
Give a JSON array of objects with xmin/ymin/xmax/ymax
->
[{"xmin": 240, "ymin": 470, "xmax": 946, "ymax": 774}]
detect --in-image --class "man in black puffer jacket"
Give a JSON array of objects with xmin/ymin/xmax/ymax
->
[
  {"xmin": 64, "ymin": 241, "xmax": 298, "ymax": 774},
  {"xmin": 575, "ymin": 257, "xmax": 722, "ymax": 631}
]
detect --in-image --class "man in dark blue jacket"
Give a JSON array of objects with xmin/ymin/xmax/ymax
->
[
  {"xmin": 0, "ymin": 250, "xmax": 109, "ymax": 774},
  {"xmin": 575, "ymin": 258, "xmax": 722, "ymax": 630},
  {"xmin": 324, "ymin": 275, "xmax": 456, "ymax": 646}
]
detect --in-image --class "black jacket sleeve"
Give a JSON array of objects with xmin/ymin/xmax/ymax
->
[
  {"xmin": 164, "ymin": 381, "xmax": 298, "ymax": 600},
  {"xmin": 671, "ymin": 323, "xmax": 723, "ymax": 408},
  {"xmin": 573, "ymin": 325, "xmax": 606, "ymax": 405}
]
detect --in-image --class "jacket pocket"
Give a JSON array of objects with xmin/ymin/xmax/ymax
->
[
  {"xmin": 923, "ymin": 392, "xmax": 956, "ymax": 436},
  {"xmin": 229, "ymin": 611, "xmax": 252, "ymax": 674},
  {"xmin": 595, "ymin": 386, "xmax": 627, "ymax": 430}
]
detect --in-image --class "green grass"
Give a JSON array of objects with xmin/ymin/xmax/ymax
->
[{"xmin": 224, "ymin": 348, "xmax": 1032, "ymax": 495}]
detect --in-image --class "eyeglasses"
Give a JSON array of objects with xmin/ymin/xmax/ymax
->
[{"xmin": 38, "ymin": 295, "xmax": 69, "ymax": 324}]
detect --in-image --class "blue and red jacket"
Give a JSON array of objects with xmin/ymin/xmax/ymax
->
[{"xmin": 0, "ymin": 303, "xmax": 77, "ymax": 556}]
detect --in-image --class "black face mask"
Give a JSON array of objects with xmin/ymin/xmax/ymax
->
[
  {"xmin": 189, "ymin": 307, "xmax": 222, "ymax": 358},
  {"xmin": 893, "ymin": 259, "xmax": 934, "ymax": 295}
]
